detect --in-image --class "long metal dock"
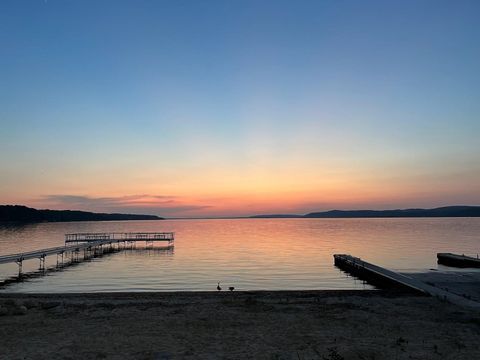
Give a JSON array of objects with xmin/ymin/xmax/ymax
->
[
  {"xmin": 334, "ymin": 254, "xmax": 480, "ymax": 309},
  {"xmin": 0, "ymin": 232, "xmax": 174, "ymax": 275}
]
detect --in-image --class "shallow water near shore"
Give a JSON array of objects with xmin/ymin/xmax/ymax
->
[{"xmin": 0, "ymin": 218, "xmax": 479, "ymax": 292}]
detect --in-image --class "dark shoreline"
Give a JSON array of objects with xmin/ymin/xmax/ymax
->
[
  {"xmin": 0, "ymin": 205, "xmax": 163, "ymax": 223},
  {"xmin": 0, "ymin": 289, "xmax": 394, "ymax": 299},
  {"xmin": 251, "ymin": 205, "xmax": 480, "ymax": 219}
]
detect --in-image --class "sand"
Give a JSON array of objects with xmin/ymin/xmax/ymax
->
[{"xmin": 1, "ymin": 290, "xmax": 480, "ymax": 360}]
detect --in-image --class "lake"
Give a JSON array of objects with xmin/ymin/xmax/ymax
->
[{"xmin": 0, "ymin": 218, "xmax": 479, "ymax": 292}]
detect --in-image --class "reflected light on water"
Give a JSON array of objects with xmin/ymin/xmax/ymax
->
[{"xmin": 0, "ymin": 218, "xmax": 479, "ymax": 292}]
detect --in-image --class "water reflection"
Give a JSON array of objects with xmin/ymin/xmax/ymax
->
[{"xmin": 0, "ymin": 218, "xmax": 479, "ymax": 292}]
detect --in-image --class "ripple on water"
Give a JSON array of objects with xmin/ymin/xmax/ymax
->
[{"xmin": 1, "ymin": 218, "xmax": 479, "ymax": 292}]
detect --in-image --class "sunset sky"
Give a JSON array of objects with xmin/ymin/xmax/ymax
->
[{"xmin": 1, "ymin": 0, "xmax": 479, "ymax": 217}]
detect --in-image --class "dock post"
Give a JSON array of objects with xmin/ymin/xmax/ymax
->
[
  {"xmin": 15, "ymin": 259, "xmax": 23, "ymax": 276},
  {"xmin": 56, "ymin": 252, "xmax": 64, "ymax": 268},
  {"xmin": 39, "ymin": 254, "xmax": 46, "ymax": 271}
]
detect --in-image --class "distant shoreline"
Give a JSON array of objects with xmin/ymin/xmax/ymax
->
[
  {"xmin": 250, "ymin": 205, "xmax": 480, "ymax": 219},
  {"xmin": 2, "ymin": 205, "xmax": 480, "ymax": 222},
  {"xmin": 0, "ymin": 205, "xmax": 163, "ymax": 223}
]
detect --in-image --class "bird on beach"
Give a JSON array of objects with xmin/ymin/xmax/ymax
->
[
  {"xmin": 229, "ymin": 286, "xmax": 235, "ymax": 292},
  {"xmin": 217, "ymin": 282, "xmax": 222, "ymax": 291}
]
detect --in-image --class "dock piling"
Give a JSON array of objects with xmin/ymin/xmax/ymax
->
[
  {"xmin": 39, "ymin": 254, "xmax": 46, "ymax": 271},
  {"xmin": 15, "ymin": 259, "xmax": 23, "ymax": 276}
]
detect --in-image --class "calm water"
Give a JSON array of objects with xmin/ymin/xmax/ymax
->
[{"xmin": 0, "ymin": 218, "xmax": 479, "ymax": 292}]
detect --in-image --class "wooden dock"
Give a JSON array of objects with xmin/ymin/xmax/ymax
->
[
  {"xmin": 334, "ymin": 254, "xmax": 480, "ymax": 309},
  {"xmin": 437, "ymin": 253, "xmax": 480, "ymax": 268},
  {"xmin": 0, "ymin": 232, "xmax": 174, "ymax": 275}
]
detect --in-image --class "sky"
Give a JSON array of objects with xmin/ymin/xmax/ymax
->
[{"xmin": 0, "ymin": 0, "xmax": 479, "ymax": 218}]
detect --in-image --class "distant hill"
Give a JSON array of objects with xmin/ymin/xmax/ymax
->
[
  {"xmin": 252, "ymin": 206, "xmax": 480, "ymax": 219},
  {"xmin": 0, "ymin": 205, "xmax": 163, "ymax": 222}
]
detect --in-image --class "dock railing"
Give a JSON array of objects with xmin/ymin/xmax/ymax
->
[{"xmin": 65, "ymin": 232, "xmax": 175, "ymax": 243}]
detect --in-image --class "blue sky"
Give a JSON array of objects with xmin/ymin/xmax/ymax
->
[{"xmin": 0, "ymin": 0, "xmax": 479, "ymax": 217}]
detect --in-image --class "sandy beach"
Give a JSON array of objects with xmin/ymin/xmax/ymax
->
[{"xmin": 1, "ymin": 290, "xmax": 479, "ymax": 360}]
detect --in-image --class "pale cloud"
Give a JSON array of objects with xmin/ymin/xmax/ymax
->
[{"xmin": 36, "ymin": 194, "xmax": 212, "ymax": 217}]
